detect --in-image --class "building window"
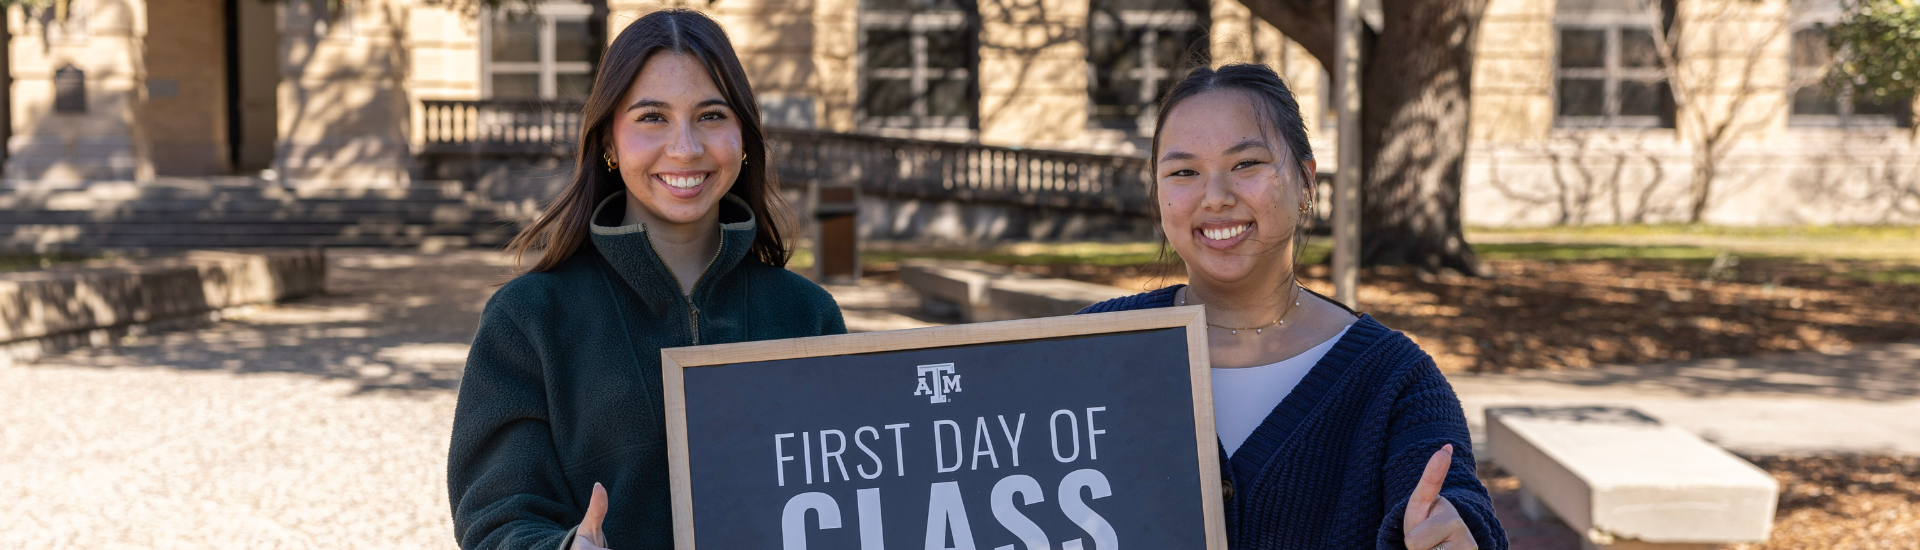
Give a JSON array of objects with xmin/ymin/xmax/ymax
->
[
  {"xmin": 1789, "ymin": 25, "xmax": 1912, "ymax": 127},
  {"xmin": 483, "ymin": 2, "xmax": 600, "ymax": 100},
  {"xmin": 1553, "ymin": 0, "xmax": 1674, "ymax": 128},
  {"xmin": 1087, "ymin": 0, "xmax": 1208, "ymax": 131},
  {"xmin": 859, "ymin": 0, "xmax": 978, "ymax": 129}
]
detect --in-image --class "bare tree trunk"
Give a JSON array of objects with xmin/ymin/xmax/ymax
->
[
  {"xmin": 1359, "ymin": 0, "xmax": 1485, "ymax": 274},
  {"xmin": 1242, "ymin": 0, "xmax": 1489, "ymax": 275}
]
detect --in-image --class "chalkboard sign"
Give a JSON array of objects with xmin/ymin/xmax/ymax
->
[{"xmin": 661, "ymin": 307, "xmax": 1223, "ymax": 550}]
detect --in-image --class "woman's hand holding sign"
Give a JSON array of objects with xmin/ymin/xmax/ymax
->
[
  {"xmin": 572, "ymin": 482, "xmax": 610, "ymax": 550},
  {"xmin": 1403, "ymin": 445, "xmax": 1477, "ymax": 550}
]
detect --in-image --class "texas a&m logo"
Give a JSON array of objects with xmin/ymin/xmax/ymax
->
[{"xmin": 912, "ymin": 363, "xmax": 961, "ymax": 403}]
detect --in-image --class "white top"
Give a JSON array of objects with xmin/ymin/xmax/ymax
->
[{"xmin": 1211, "ymin": 325, "xmax": 1351, "ymax": 457}]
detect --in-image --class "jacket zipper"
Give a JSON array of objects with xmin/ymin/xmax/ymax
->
[
  {"xmin": 686, "ymin": 240, "xmax": 721, "ymax": 345},
  {"xmin": 644, "ymin": 224, "xmax": 724, "ymax": 346}
]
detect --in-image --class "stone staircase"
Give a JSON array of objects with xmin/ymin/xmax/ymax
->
[{"xmin": 0, "ymin": 178, "xmax": 539, "ymax": 252}]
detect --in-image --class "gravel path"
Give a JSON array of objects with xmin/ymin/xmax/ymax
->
[
  {"xmin": 0, "ymin": 249, "xmax": 515, "ymax": 549},
  {"xmin": 0, "ymin": 249, "xmax": 941, "ymax": 549},
  {"xmin": 16, "ymin": 247, "xmax": 1909, "ymax": 549}
]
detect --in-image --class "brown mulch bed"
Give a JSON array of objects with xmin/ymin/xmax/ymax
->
[
  {"xmin": 912, "ymin": 258, "xmax": 1920, "ymax": 373},
  {"xmin": 1482, "ymin": 456, "xmax": 1920, "ymax": 549}
]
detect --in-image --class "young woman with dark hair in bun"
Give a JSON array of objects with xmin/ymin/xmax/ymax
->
[{"xmin": 1078, "ymin": 64, "xmax": 1506, "ymax": 550}]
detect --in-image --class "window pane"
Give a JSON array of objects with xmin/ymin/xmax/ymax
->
[
  {"xmin": 866, "ymin": 30, "xmax": 912, "ymax": 69},
  {"xmin": 1155, "ymin": 30, "xmax": 1199, "ymax": 78},
  {"xmin": 555, "ymin": 20, "xmax": 594, "ymax": 63},
  {"xmin": 1090, "ymin": 78, "xmax": 1144, "ymax": 128},
  {"xmin": 926, "ymin": 30, "xmax": 969, "ymax": 70},
  {"xmin": 1619, "ymin": 79, "xmax": 1667, "ymax": 116},
  {"xmin": 1088, "ymin": 24, "xmax": 1137, "ymax": 62},
  {"xmin": 928, "ymin": 78, "xmax": 971, "ymax": 118},
  {"xmin": 1559, "ymin": 29, "xmax": 1605, "ymax": 69},
  {"xmin": 491, "ymin": 17, "xmax": 539, "ymax": 63},
  {"xmin": 1791, "ymin": 85, "xmax": 1841, "ymax": 116},
  {"xmin": 1620, "ymin": 29, "xmax": 1660, "ymax": 68},
  {"xmin": 1791, "ymin": 27, "xmax": 1831, "ymax": 69},
  {"xmin": 492, "ymin": 73, "xmax": 539, "ymax": 98},
  {"xmin": 1557, "ymin": 78, "xmax": 1605, "ymax": 117},
  {"xmin": 557, "ymin": 73, "xmax": 593, "ymax": 98},
  {"xmin": 864, "ymin": 79, "xmax": 913, "ymax": 117},
  {"xmin": 1853, "ymin": 90, "xmax": 1911, "ymax": 118},
  {"xmin": 1090, "ymin": 27, "xmax": 1144, "ymax": 105}
]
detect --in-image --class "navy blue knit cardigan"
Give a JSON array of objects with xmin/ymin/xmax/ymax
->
[{"xmin": 1078, "ymin": 286, "xmax": 1506, "ymax": 550}]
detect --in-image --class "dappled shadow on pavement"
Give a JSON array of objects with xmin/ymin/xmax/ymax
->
[
  {"xmin": 36, "ymin": 249, "xmax": 518, "ymax": 395},
  {"xmin": 1463, "ymin": 341, "xmax": 1920, "ymax": 401}
]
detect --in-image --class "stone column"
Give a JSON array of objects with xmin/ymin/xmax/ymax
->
[
  {"xmin": 812, "ymin": 0, "xmax": 858, "ymax": 132},
  {"xmin": 142, "ymin": 0, "xmax": 229, "ymax": 176},
  {"xmin": 275, "ymin": 0, "xmax": 413, "ymax": 187},
  {"xmin": 7, "ymin": 0, "xmax": 150, "ymax": 182},
  {"xmin": 975, "ymin": 0, "xmax": 1087, "ymax": 149}
]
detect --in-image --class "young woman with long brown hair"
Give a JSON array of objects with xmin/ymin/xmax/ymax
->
[{"xmin": 448, "ymin": 10, "xmax": 845, "ymax": 550}]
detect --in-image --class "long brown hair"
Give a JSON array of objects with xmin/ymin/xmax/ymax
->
[{"xmin": 506, "ymin": 8, "xmax": 793, "ymax": 273}]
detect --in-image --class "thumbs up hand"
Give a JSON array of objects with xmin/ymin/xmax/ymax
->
[
  {"xmin": 1402, "ymin": 445, "xmax": 1476, "ymax": 550},
  {"xmin": 572, "ymin": 482, "xmax": 611, "ymax": 550}
]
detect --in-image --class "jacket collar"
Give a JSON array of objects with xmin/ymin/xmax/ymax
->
[{"xmin": 588, "ymin": 191, "xmax": 758, "ymax": 311}]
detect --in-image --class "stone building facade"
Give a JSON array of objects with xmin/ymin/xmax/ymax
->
[{"xmin": 7, "ymin": 0, "xmax": 1915, "ymax": 225}]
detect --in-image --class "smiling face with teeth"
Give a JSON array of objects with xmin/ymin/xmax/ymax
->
[
  {"xmin": 1155, "ymin": 89, "xmax": 1317, "ymax": 291},
  {"xmin": 605, "ymin": 52, "xmax": 745, "ymax": 230}
]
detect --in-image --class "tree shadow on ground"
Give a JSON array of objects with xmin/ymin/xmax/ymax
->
[
  {"xmin": 1014, "ymin": 255, "xmax": 1920, "ymax": 400},
  {"xmin": 36, "ymin": 249, "xmax": 517, "ymax": 396}
]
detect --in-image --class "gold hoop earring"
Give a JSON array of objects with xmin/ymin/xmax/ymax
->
[
  {"xmin": 741, "ymin": 152, "xmax": 749, "ymax": 165},
  {"xmin": 604, "ymin": 153, "xmax": 618, "ymax": 172}
]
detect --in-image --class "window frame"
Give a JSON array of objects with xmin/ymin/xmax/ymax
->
[
  {"xmin": 480, "ymin": 2, "xmax": 598, "ymax": 100},
  {"xmin": 1787, "ymin": 13, "xmax": 1912, "ymax": 128},
  {"xmin": 856, "ymin": 7, "xmax": 978, "ymax": 130},
  {"xmin": 1085, "ymin": 7, "xmax": 1205, "ymax": 133},
  {"xmin": 1552, "ymin": 12, "xmax": 1674, "ymax": 129}
]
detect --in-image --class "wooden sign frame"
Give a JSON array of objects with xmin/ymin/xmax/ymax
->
[{"xmin": 660, "ymin": 306, "xmax": 1223, "ymax": 550}]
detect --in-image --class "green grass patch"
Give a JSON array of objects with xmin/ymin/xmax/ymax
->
[
  {"xmin": 861, "ymin": 239, "xmax": 1336, "ymax": 269},
  {"xmin": 0, "ymin": 252, "xmax": 93, "ymax": 272},
  {"xmin": 788, "ymin": 247, "xmax": 815, "ymax": 271},
  {"xmin": 1855, "ymin": 269, "xmax": 1920, "ymax": 286},
  {"xmin": 865, "ymin": 241, "xmax": 1173, "ymax": 267},
  {"xmin": 1468, "ymin": 224, "xmax": 1920, "ymax": 241},
  {"xmin": 1470, "ymin": 243, "xmax": 1739, "ymax": 262}
]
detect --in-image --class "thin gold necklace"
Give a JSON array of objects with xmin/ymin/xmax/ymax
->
[{"xmin": 1180, "ymin": 284, "xmax": 1303, "ymax": 335}]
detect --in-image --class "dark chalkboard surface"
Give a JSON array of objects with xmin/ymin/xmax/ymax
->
[{"xmin": 661, "ymin": 307, "xmax": 1223, "ymax": 550}]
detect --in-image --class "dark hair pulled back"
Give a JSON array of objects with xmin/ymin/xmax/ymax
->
[
  {"xmin": 1149, "ymin": 63, "xmax": 1319, "ymax": 286},
  {"xmin": 507, "ymin": 8, "xmax": 792, "ymax": 273},
  {"xmin": 1152, "ymin": 63, "xmax": 1314, "ymax": 187}
]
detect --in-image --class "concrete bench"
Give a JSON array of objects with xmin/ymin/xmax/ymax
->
[
  {"xmin": 1486, "ymin": 406, "xmax": 1778, "ymax": 549},
  {"xmin": 0, "ymin": 248, "xmax": 327, "ymax": 365},
  {"xmin": 897, "ymin": 259, "xmax": 1129, "ymax": 322}
]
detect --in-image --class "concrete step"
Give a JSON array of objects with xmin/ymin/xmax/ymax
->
[
  {"xmin": 0, "ymin": 208, "xmax": 511, "ymax": 224},
  {"xmin": 897, "ymin": 259, "xmax": 1130, "ymax": 322},
  {"xmin": 4, "ymin": 232, "xmax": 513, "ymax": 249},
  {"xmin": 0, "ymin": 182, "xmax": 530, "ymax": 252},
  {"xmin": 2, "ymin": 198, "xmax": 490, "ymax": 213}
]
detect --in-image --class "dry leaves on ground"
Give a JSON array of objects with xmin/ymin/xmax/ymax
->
[
  {"xmin": 971, "ymin": 258, "xmax": 1920, "ymax": 373},
  {"xmin": 1483, "ymin": 456, "xmax": 1920, "ymax": 550}
]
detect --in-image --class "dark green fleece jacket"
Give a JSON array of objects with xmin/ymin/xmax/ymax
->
[{"xmin": 449, "ymin": 192, "xmax": 846, "ymax": 550}]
